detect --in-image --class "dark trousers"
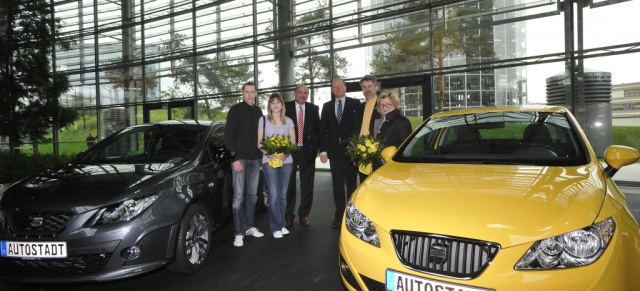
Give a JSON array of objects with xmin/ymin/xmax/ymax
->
[
  {"xmin": 329, "ymin": 152, "xmax": 358, "ymax": 220},
  {"xmin": 286, "ymin": 152, "xmax": 315, "ymax": 218}
]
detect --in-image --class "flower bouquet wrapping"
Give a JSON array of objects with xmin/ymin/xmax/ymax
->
[
  {"xmin": 345, "ymin": 134, "xmax": 383, "ymax": 175},
  {"xmin": 261, "ymin": 134, "xmax": 299, "ymax": 168}
]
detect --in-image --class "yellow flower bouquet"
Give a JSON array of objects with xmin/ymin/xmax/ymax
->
[
  {"xmin": 261, "ymin": 134, "xmax": 299, "ymax": 168},
  {"xmin": 345, "ymin": 134, "xmax": 383, "ymax": 175}
]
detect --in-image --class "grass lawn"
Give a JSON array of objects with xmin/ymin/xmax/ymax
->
[{"xmin": 613, "ymin": 126, "xmax": 640, "ymax": 150}]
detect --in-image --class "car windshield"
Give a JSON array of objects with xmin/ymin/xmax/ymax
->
[
  {"xmin": 80, "ymin": 124, "xmax": 207, "ymax": 165},
  {"xmin": 396, "ymin": 111, "xmax": 589, "ymax": 166}
]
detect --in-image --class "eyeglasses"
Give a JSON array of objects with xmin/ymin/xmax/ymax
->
[{"xmin": 379, "ymin": 103, "xmax": 394, "ymax": 108}]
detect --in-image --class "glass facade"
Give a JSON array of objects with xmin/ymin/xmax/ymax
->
[{"xmin": 16, "ymin": 0, "xmax": 637, "ymax": 154}]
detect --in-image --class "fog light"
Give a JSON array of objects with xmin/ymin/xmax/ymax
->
[
  {"xmin": 340, "ymin": 258, "xmax": 350, "ymax": 274},
  {"xmin": 121, "ymin": 246, "xmax": 142, "ymax": 261}
]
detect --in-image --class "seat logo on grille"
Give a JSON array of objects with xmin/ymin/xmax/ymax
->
[
  {"xmin": 429, "ymin": 243, "xmax": 449, "ymax": 263},
  {"xmin": 30, "ymin": 217, "xmax": 44, "ymax": 227}
]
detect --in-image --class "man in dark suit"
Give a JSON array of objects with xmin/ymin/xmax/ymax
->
[
  {"xmin": 319, "ymin": 78, "xmax": 361, "ymax": 228},
  {"xmin": 284, "ymin": 85, "xmax": 320, "ymax": 227}
]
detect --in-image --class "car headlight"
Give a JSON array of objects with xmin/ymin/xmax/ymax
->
[
  {"xmin": 515, "ymin": 217, "xmax": 616, "ymax": 270},
  {"xmin": 345, "ymin": 200, "xmax": 380, "ymax": 247},
  {"xmin": 86, "ymin": 194, "xmax": 159, "ymax": 226}
]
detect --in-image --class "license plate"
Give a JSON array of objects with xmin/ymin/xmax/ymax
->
[
  {"xmin": 386, "ymin": 269, "xmax": 492, "ymax": 291},
  {"xmin": 1, "ymin": 241, "xmax": 68, "ymax": 258}
]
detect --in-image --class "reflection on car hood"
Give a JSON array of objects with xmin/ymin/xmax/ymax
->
[
  {"xmin": 1, "ymin": 163, "xmax": 178, "ymax": 213},
  {"xmin": 353, "ymin": 161, "xmax": 605, "ymax": 248}
]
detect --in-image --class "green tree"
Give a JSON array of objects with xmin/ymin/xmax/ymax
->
[
  {"xmin": 196, "ymin": 54, "xmax": 254, "ymax": 118},
  {"xmin": 294, "ymin": 0, "xmax": 349, "ymax": 103},
  {"xmin": 158, "ymin": 32, "xmax": 254, "ymax": 119},
  {"xmin": 457, "ymin": 2, "xmax": 496, "ymax": 65},
  {"xmin": 69, "ymin": 91, "xmax": 94, "ymax": 130},
  {"xmin": 101, "ymin": 49, "xmax": 159, "ymax": 100},
  {"xmin": 372, "ymin": 0, "xmax": 495, "ymax": 112},
  {"xmin": 0, "ymin": 0, "xmax": 78, "ymax": 152}
]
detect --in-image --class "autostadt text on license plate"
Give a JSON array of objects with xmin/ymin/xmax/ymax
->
[
  {"xmin": 1, "ymin": 241, "xmax": 68, "ymax": 258},
  {"xmin": 386, "ymin": 269, "xmax": 492, "ymax": 291}
]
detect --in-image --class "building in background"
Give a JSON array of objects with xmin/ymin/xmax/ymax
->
[
  {"xmin": 366, "ymin": 0, "xmax": 527, "ymax": 112},
  {"xmin": 612, "ymin": 82, "xmax": 640, "ymax": 126}
]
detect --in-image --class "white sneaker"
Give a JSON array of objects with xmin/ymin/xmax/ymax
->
[
  {"xmin": 273, "ymin": 231, "xmax": 283, "ymax": 238},
  {"xmin": 246, "ymin": 227, "xmax": 264, "ymax": 238},
  {"xmin": 233, "ymin": 235, "xmax": 244, "ymax": 247},
  {"xmin": 281, "ymin": 227, "xmax": 290, "ymax": 235}
]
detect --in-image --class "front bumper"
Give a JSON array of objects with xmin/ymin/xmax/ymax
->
[
  {"xmin": 0, "ymin": 220, "xmax": 180, "ymax": 283},
  {"xmin": 339, "ymin": 216, "xmax": 640, "ymax": 291}
]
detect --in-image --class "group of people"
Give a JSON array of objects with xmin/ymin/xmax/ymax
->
[
  {"xmin": 223, "ymin": 75, "xmax": 412, "ymax": 247},
  {"xmin": 320, "ymin": 76, "xmax": 412, "ymax": 228}
]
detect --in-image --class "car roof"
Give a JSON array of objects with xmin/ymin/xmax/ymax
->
[
  {"xmin": 429, "ymin": 105, "xmax": 568, "ymax": 119},
  {"xmin": 130, "ymin": 120, "xmax": 224, "ymax": 128}
]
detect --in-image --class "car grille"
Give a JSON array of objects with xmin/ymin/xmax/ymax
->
[
  {"xmin": 0, "ymin": 253, "xmax": 112, "ymax": 278},
  {"xmin": 391, "ymin": 231, "xmax": 500, "ymax": 279},
  {"xmin": 8, "ymin": 210, "xmax": 73, "ymax": 237}
]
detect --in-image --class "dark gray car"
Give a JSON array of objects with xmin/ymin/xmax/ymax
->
[{"xmin": 0, "ymin": 120, "xmax": 235, "ymax": 282}]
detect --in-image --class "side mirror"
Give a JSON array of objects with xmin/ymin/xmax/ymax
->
[
  {"xmin": 603, "ymin": 145, "xmax": 640, "ymax": 177},
  {"xmin": 381, "ymin": 146, "xmax": 397, "ymax": 163}
]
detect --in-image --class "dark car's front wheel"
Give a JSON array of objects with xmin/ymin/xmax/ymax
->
[{"xmin": 167, "ymin": 201, "xmax": 212, "ymax": 273}]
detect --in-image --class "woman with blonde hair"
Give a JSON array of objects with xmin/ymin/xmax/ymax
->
[
  {"xmin": 257, "ymin": 93, "xmax": 296, "ymax": 238},
  {"xmin": 369, "ymin": 90, "xmax": 412, "ymax": 170}
]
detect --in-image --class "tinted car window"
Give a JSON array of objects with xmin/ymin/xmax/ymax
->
[
  {"xmin": 397, "ymin": 112, "xmax": 588, "ymax": 166},
  {"xmin": 81, "ymin": 124, "xmax": 207, "ymax": 164},
  {"xmin": 210, "ymin": 126, "xmax": 225, "ymax": 148},
  {"xmin": 203, "ymin": 126, "xmax": 226, "ymax": 165}
]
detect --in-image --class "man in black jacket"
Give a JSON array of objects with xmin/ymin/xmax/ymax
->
[
  {"xmin": 319, "ymin": 78, "xmax": 361, "ymax": 228},
  {"xmin": 224, "ymin": 82, "xmax": 265, "ymax": 247},
  {"xmin": 284, "ymin": 85, "xmax": 320, "ymax": 227}
]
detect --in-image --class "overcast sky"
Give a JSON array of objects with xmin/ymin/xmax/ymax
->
[{"xmin": 525, "ymin": 0, "xmax": 640, "ymax": 103}]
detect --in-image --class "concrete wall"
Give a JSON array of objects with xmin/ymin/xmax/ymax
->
[{"xmin": 613, "ymin": 117, "xmax": 640, "ymax": 126}]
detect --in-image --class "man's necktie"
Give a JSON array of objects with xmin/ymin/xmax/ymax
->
[
  {"xmin": 298, "ymin": 105, "xmax": 304, "ymax": 145},
  {"xmin": 337, "ymin": 99, "xmax": 343, "ymax": 124}
]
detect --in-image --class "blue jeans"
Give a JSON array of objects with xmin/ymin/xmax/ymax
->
[
  {"xmin": 262, "ymin": 162, "xmax": 293, "ymax": 233},
  {"xmin": 231, "ymin": 159, "xmax": 261, "ymax": 236}
]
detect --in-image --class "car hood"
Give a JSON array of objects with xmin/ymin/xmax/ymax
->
[
  {"xmin": 353, "ymin": 161, "xmax": 605, "ymax": 248},
  {"xmin": 1, "ymin": 163, "xmax": 180, "ymax": 213}
]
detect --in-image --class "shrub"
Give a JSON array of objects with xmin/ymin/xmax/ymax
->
[{"xmin": 0, "ymin": 152, "xmax": 75, "ymax": 184}]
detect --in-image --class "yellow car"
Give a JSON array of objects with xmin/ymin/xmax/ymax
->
[{"xmin": 339, "ymin": 105, "xmax": 640, "ymax": 291}]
